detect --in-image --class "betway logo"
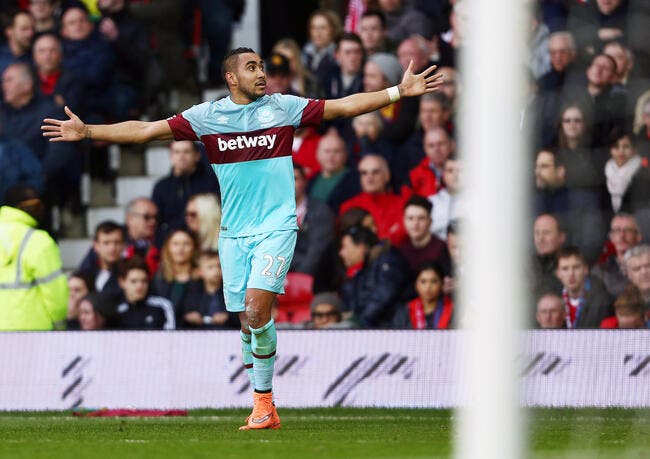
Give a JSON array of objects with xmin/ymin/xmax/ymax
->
[{"xmin": 217, "ymin": 134, "xmax": 276, "ymax": 151}]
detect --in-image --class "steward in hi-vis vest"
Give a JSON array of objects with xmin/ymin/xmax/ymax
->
[{"xmin": 0, "ymin": 185, "xmax": 67, "ymax": 330}]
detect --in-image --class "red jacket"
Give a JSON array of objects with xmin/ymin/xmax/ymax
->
[
  {"xmin": 292, "ymin": 127, "xmax": 321, "ymax": 180},
  {"xmin": 408, "ymin": 296, "xmax": 454, "ymax": 329},
  {"xmin": 339, "ymin": 191, "xmax": 407, "ymax": 246},
  {"xmin": 599, "ymin": 316, "xmax": 618, "ymax": 328},
  {"xmin": 407, "ymin": 157, "xmax": 440, "ymax": 197}
]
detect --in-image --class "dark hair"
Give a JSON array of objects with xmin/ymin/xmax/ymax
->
[
  {"xmin": 344, "ymin": 225, "xmax": 378, "ymax": 247},
  {"xmin": 293, "ymin": 163, "xmax": 306, "ymax": 178},
  {"xmin": 613, "ymin": 284, "xmax": 644, "ymax": 316},
  {"xmin": 1, "ymin": 9, "xmax": 33, "ymax": 30},
  {"xmin": 70, "ymin": 270, "xmax": 96, "ymax": 294},
  {"xmin": 607, "ymin": 125, "xmax": 634, "ymax": 148},
  {"xmin": 405, "ymin": 195, "xmax": 433, "ymax": 214},
  {"xmin": 336, "ymin": 32, "xmax": 363, "ymax": 50},
  {"xmin": 80, "ymin": 292, "xmax": 116, "ymax": 322},
  {"xmin": 414, "ymin": 261, "xmax": 445, "ymax": 282},
  {"xmin": 94, "ymin": 220, "xmax": 125, "ymax": 241},
  {"xmin": 117, "ymin": 256, "xmax": 149, "ymax": 279},
  {"xmin": 339, "ymin": 207, "xmax": 372, "ymax": 234},
  {"xmin": 447, "ymin": 220, "xmax": 459, "ymax": 236},
  {"xmin": 198, "ymin": 249, "xmax": 220, "ymax": 261},
  {"xmin": 590, "ymin": 53, "xmax": 617, "ymax": 72},
  {"xmin": 555, "ymin": 246, "xmax": 586, "ymax": 267},
  {"xmin": 221, "ymin": 47, "xmax": 257, "ymax": 80},
  {"xmin": 361, "ymin": 9, "xmax": 386, "ymax": 28},
  {"xmin": 3, "ymin": 184, "xmax": 39, "ymax": 208}
]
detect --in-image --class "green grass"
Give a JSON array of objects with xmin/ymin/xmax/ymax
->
[{"xmin": 0, "ymin": 408, "xmax": 648, "ymax": 458}]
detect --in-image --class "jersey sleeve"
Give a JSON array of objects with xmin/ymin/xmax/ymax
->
[
  {"xmin": 166, "ymin": 102, "xmax": 211, "ymax": 141},
  {"xmin": 276, "ymin": 94, "xmax": 325, "ymax": 128}
]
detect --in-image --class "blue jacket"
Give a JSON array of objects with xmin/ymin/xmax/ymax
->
[{"xmin": 0, "ymin": 139, "xmax": 43, "ymax": 204}]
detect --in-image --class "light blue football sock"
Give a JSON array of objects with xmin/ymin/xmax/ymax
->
[
  {"xmin": 250, "ymin": 319, "xmax": 277, "ymax": 392},
  {"xmin": 240, "ymin": 331, "xmax": 255, "ymax": 388}
]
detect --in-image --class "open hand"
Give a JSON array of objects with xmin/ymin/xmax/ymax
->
[
  {"xmin": 397, "ymin": 60, "xmax": 443, "ymax": 98},
  {"xmin": 41, "ymin": 106, "xmax": 87, "ymax": 142}
]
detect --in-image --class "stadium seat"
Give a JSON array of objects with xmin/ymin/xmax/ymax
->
[{"xmin": 277, "ymin": 272, "xmax": 313, "ymax": 323}]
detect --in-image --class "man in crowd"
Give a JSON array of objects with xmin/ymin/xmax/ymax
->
[
  {"xmin": 535, "ymin": 293, "xmax": 566, "ymax": 329},
  {"xmin": 79, "ymin": 220, "xmax": 125, "ymax": 299},
  {"xmin": 0, "ymin": 9, "xmax": 34, "ymax": 76},
  {"xmin": 624, "ymin": 244, "xmax": 650, "ymax": 324},
  {"xmin": 531, "ymin": 213, "xmax": 564, "ymax": 298},
  {"xmin": 555, "ymin": 247, "xmax": 613, "ymax": 328},
  {"xmin": 32, "ymin": 33, "xmax": 81, "ymax": 110},
  {"xmin": 152, "ymin": 140, "xmax": 218, "ymax": 245},
  {"xmin": 340, "ymin": 154, "xmax": 407, "ymax": 245},
  {"xmin": 321, "ymin": 32, "xmax": 364, "ymax": 100},
  {"xmin": 358, "ymin": 9, "xmax": 397, "ymax": 56},
  {"xmin": 0, "ymin": 185, "xmax": 67, "ymax": 330},
  {"xmin": 407, "ymin": 127, "xmax": 454, "ymax": 197},
  {"xmin": 592, "ymin": 213, "xmax": 642, "ymax": 298},
  {"xmin": 429, "ymin": 156, "xmax": 463, "ymax": 241}
]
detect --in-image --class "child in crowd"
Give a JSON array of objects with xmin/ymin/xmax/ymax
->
[{"xmin": 183, "ymin": 250, "xmax": 237, "ymax": 329}]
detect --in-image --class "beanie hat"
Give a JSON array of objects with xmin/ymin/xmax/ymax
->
[
  {"xmin": 368, "ymin": 52, "xmax": 403, "ymax": 86},
  {"xmin": 310, "ymin": 292, "xmax": 342, "ymax": 312}
]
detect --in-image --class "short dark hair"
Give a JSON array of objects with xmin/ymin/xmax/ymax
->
[
  {"xmin": 3, "ymin": 184, "xmax": 39, "ymax": 208},
  {"xmin": 337, "ymin": 32, "xmax": 363, "ymax": 50},
  {"xmin": 198, "ymin": 249, "xmax": 220, "ymax": 262},
  {"xmin": 69, "ymin": 270, "xmax": 96, "ymax": 294},
  {"xmin": 221, "ymin": 47, "xmax": 257, "ymax": 80},
  {"xmin": 117, "ymin": 256, "xmax": 149, "ymax": 279},
  {"xmin": 361, "ymin": 9, "xmax": 386, "ymax": 28},
  {"xmin": 1, "ymin": 9, "xmax": 33, "ymax": 30},
  {"xmin": 414, "ymin": 261, "xmax": 445, "ymax": 282},
  {"xmin": 537, "ymin": 148, "xmax": 564, "ymax": 168},
  {"xmin": 405, "ymin": 195, "xmax": 433, "ymax": 214},
  {"xmin": 555, "ymin": 246, "xmax": 586, "ymax": 267},
  {"xmin": 94, "ymin": 220, "xmax": 125, "ymax": 241},
  {"xmin": 344, "ymin": 225, "xmax": 378, "ymax": 248}
]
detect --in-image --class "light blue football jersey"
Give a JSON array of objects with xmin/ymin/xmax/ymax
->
[{"xmin": 167, "ymin": 94, "xmax": 324, "ymax": 238}]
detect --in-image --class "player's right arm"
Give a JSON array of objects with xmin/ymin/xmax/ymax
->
[{"xmin": 41, "ymin": 106, "xmax": 174, "ymax": 144}]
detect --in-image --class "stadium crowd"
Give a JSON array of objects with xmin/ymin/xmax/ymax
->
[{"xmin": 1, "ymin": 0, "xmax": 650, "ymax": 331}]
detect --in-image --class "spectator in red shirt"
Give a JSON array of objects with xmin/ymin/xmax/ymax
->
[
  {"xmin": 32, "ymin": 33, "xmax": 82, "ymax": 110},
  {"xmin": 600, "ymin": 284, "xmax": 647, "ymax": 329},
  {"xmin": 406, "ymin": 126, "xmax": 454, "ymax": 197},
  {"xmin": 339, "ymin": 154, "xmax": 407, "ymax": 245}
]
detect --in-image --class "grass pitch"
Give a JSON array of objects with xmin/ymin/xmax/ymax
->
[{"xmin": 0, "ymin": 408, "xmax": 648, "ymax": 458}]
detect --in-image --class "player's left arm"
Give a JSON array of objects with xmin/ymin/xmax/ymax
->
[{"xmin": 322, "ymin": 60, "xmax": 443, "ymax": 121}]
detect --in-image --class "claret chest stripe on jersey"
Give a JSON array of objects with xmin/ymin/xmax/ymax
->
[{"xmin": 201, "ymin": 125, "xmax": 294, "ymax": 165}]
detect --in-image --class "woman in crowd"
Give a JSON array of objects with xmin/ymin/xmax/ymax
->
[
  {"xmin": 66, "ymin": 270, "xmax": 95, "ymax": 329},
  {"xmin": 152, "ymin": 228, "xmax": 199, "ymax": 321},
  {"xmin": 272, "ymin": 38, "xmax": 321, "ymax": 98},
  {"xmin": 184, "ymin": 193, "xmax": 220, "ymax": 251},
  {"xmin": 78, "ymin": 292, "xmax": 115, "ymax": 331},
  {"xmin": 393, "ymin": 262, "xmax": 454, "ymax": 329},
  {"xmin": 605, "ymin": 129, "xmax": 650, "ymax": 215},
  {"xmin": 301, "ymin": 9, "xmax": 341, "ymax": 83}
]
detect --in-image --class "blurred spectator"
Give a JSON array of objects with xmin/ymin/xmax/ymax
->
[
  {"xmin": 0, "ymin": 184, "xmax": 67, "ymax": 330},
  {"xmin": 555, "ymin": 246, "xmax": 613, "ymax": 328},
  {"xmin": 66, "ymin": 269, "xmax": 94, "ymax": 329},
  {"xmin": 339, "ymin": 225, "xmax": 408, "ymax": 327},
  {"xmin": 340, "ymin": 154, "xmax": 407, "ymax": 246},
  {"xmin": 29, "ymin": 0, "xmax": 58, "ymax": 35},
  {"xmin": 302, "ymin": 9, "xmax": 340, "ymax": 83},
  {"xmin": 406, "ymin": 127, "xmax": 454, "ymax": 198},
  {"xmin": 398, "ymin": 195, "xmax": 450, "ymax": 275},
  {"xmin": 603, "ymin": 41, "xmax": 635, "ymax": 90},
  {"xmin": 364, "ymin": 52, "xmax": 418, "ymax": 144},
  {"xmin": 537, "ymin": 31, "xmax": 579, "ymax": 93},
  {"xmin": 32, "ymin": 33, "xmax": 82, "ymax": 110},
  {"xmin": 429, "ymin": 156, "xmax": 463, "ymax": 241},
  {"xmin": 308, "ymin": 132, "xmax": 361, "ymax": 213},
  {"xmin": 265, "ymin": 52, "xmax": 295, "ymax": 96},
  {"xmin": 396, "ymin": 35, "xmax": 432, "ymax": 75},
  {"xmin": 184, "ymin": 193, "xmax": 220, "ymax": 251},
  {"xmin": 623, "ymin": 244, "xmax": 650, "ymax": 322},
  {"xmin": 115, "ymin": 256, "xmax": 175, "ymax": 330},
  {"xmin": 567, "ymin": 0, "xmax": 631, "ymax": 58},
  {"xmin": 78, "ymin": 292, "xmax": 115, "ymax": 330},
  {"xmin": 535, "ymin": 292, "xmax": 566, "ymax": 329},
  {"xmin": 0, "ymin": 9, "xmax": 35, "ymax": 76},
  {"xmin": 527, "ymin": 5, "xmax": 551, "ymax": 80},
  {"xmin": 152, "ymin": 140, "xmax": 219, "ymax": 245},
  {"xmin": 436, "ymin": 66, "xmax": 458, "ymax": 110},
  {"xmin": 349, "ymin": 111, "xmax": 394, "ymax": 164},
  {"xmin": 320, "ymin": 32, "xmax": 364, "ymax": 100},
  {"xmin": 97, "ymin": 0, "xmax": 159, "ymax": 118},
  {"xmin": 0, "ymin": 138, "xmax": 43, "ymax": 204},
  {"xmin": 633, "ymin": 93, "xmax": 650, "ymax": 157},
  {"xmin": 272, "ymin": 38, "xmax": 321, "ymax": 98},
  {"xmin": 79, "ymin": 220, "xmax": 125, "ymax": 299},
  {"xmin": 358, "ymin": 9, "xmax": 397, "ymax": 56},
  {"xmin": 151, "ymin": 228, "xmax": 199, "ymax": 321},
  {"xmin": 60, "ymin": 6, "xmax": 116, "ymax": 119},
  {"xmin": 123, "ymin": 197, "xmax": 160, "ymax": 271},
  {"xmin": 442, "ymin": 0, "xmax": 468, "ymax": 50},
  {"xmin": 600, "ymin": 284, "xmax": 647, "ymax": 329},
  {"xmin": 606, "ymin": 129, "xmax": 650, "ymax": 214},
  {"xmin": 531, "ymin": 213, "xmax": 564, "ymax": 298},
  {"xmin": 309, "ymin": 292, "xmax": 351, "ymax": 329},
  {"xmin": 393, "ymin": 262, "xmax": 454, "ymax": 329},
  {"xmin": 392, "ymin": 92, "xmax": 452, "ymax": 189},
  {"xmin": 592, "ymin": 213, "xmax": 642, "ymax": 298},
  {"xmin": 292, "ymin": 126, "xmax": 322, "ymax": 181},
  {"xmin": 377, "ymin": 0, "xmax": 434, "ymax": 44},
  {"xmin": 183, "ymin": 250, "xmax": 237, "ymax": 329},
  {"xmin": 443, "ymin": 220, "xmax": 460, "ymax": 296},
  {"xmin": 0, "ymin": 62, "xmax": 78, "ymax": 201},
  {"xmin": 290, "ymin": 165, "xmax": 334, "ymax": 276}
]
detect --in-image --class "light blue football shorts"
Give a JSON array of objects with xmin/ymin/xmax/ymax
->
[{"xmin": 218, "ymin": 229, "xmax": 297, "ymax": 313}]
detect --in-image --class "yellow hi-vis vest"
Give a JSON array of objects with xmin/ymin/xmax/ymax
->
[{"xmin": 0, "ymin": 206, "xmax": 68, "ymax": 330}]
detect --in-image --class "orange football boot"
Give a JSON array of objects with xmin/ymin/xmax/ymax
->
[{"xmin": 239, "ymin": 392, "xmax": 281, "ymax": 430}]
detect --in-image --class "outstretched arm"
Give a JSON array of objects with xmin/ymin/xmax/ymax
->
[
  {"xmin": 41, "ymin": 106, "xmax": 174, "ymax": 144},
  {"xmin": 323, "ymin": 60, "xmax": 443, "ymax": 121}
]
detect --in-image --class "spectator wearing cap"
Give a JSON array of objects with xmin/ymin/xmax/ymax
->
[
  {"xmin": 339, "ymin": 225, "xmax": 408, "ymax": 328},
  {"xmin": 0, "ymin": 9, "xmax": 35, "ymax": 77},
  {"xmin": 363, "ymin": 52, "xmax": 418, "ymax": 144},
  {"xmin": 320, "ymin": 32, "xmax": 364, "ymax": 100},
  {"xmin": 309, "ymin": 292, "xmax": 353, "ymax": 329},
  {"xmin": 265, "ymin": 52, "xmax": 297, "ymax": 96},
  {"xmin": 0, "ymin": 184, "xmax": 68, "ymax": 331}
]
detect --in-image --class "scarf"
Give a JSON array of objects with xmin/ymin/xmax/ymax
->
[
  {"xmin": 561, "ymin": 278, "xmax": 590, "ymax": 328},
  {"xmin": 605, "ymin": 155, "xmax": 642, "ymax": 212},
  {"xmin": 408, "ymin": 296, "xmax": 453, "ymax": 329}
]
